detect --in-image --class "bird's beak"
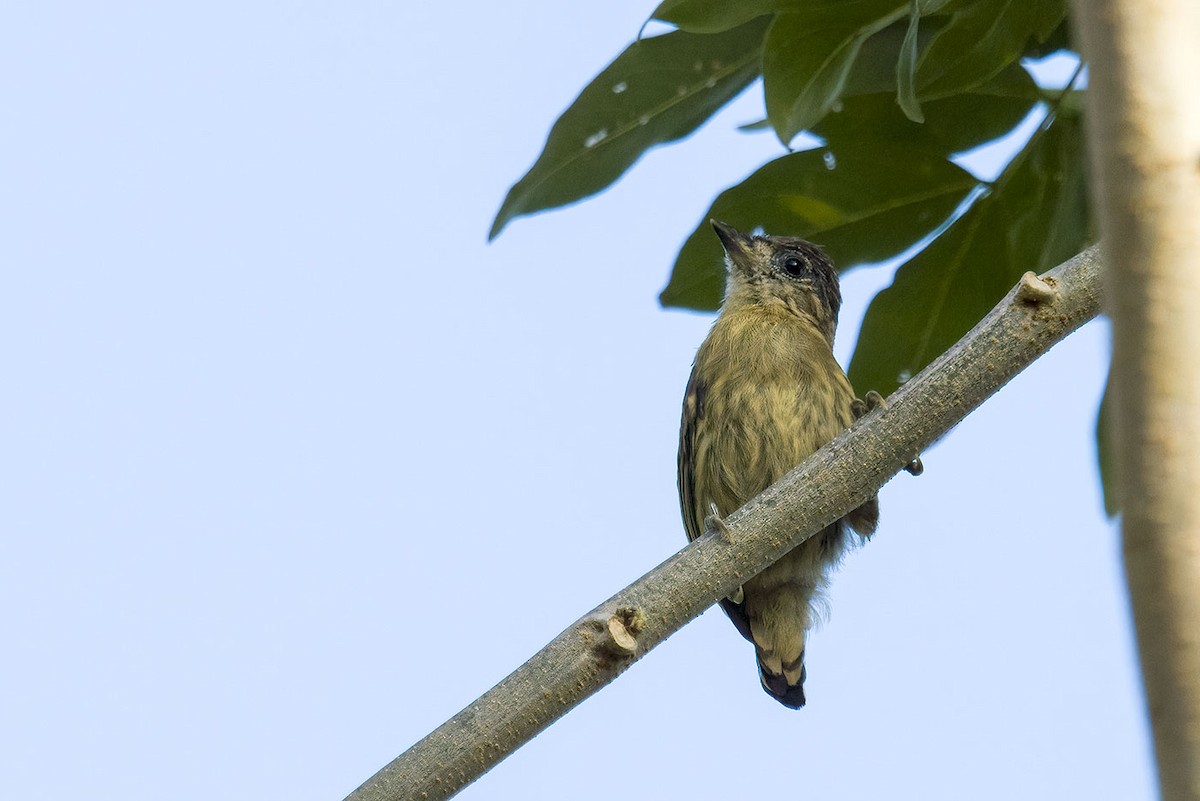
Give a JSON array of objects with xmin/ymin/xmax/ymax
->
[{"xmin": 711, "ymin": 219, "xmax": 752, "ymax": 262}]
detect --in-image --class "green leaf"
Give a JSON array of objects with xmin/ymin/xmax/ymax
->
[
  {"xmin": 848, "ymin": 113, "xmax": 1090, "ymax": 396},
  {"xmin": 1096, "ymin": 372, "xmax": 1120, "ymax": 517},
  {"xmin": 1005, "ymin": 112, "xmax": 1089, "ymax": 269},
  {"xmin": 659, "ymin": 141, "xmax": 977, "ymax": 309},
  {"xmin": 489, "ymin": 18, "xmax": 769, "ymax": 240},
  {"xmin": 736, "ymin": 118, "xmax": 773, "ymax": 132},
  {"xmin": 896, "ymin": 0, "xmax": 925, "ymax": 122},
  {"xmin": 1025, "ymin": 19, "xmax": 1074, "ymax": 58},
  {"xmin": 732, "ymin": 13, "xmax": 999, "ymax": 139},
  {"xmin": 651, "ymin": 0, "xmax": 797, "ymax": 33},
  {"xmin": 916, "ymin": 0, "xmax": 1067, "ymax": 99},
  {"xmin": 817, "ymin": 65, "xmax": 1039, "ymax": 157},
  {"xmin": 742, "ymin": 24, "xmax": 1017, "ymax": 138},
  {"xmin": 849, "ymin": 202, "xmax": 998, "ymax": 396},
  {"xmin": 763, "ymin": 2, "xmax": 909, "ymax": 144},
  {"xmin": 1056, "ymin": 87, "xmax": 1086, "ymax": 118},
  {"xmin": 842, "ymin": 21, "xmax": 916, "ymax": 97},
  {"xmin": 651, "ymin": 0, "xmax": 957, "ymax": 35},
  {"xmin": 840, "ymin": 18, "xmax": 938, "ymax": 97}
]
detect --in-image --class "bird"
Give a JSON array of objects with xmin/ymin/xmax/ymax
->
[{"xmin": 677, "ymin": 219, "xmax": 881, "ymax": 709}]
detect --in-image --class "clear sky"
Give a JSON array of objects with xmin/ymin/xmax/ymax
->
[{"xmin": 1, "ymin": 3, "xmax": 1155, "ymax": 800}]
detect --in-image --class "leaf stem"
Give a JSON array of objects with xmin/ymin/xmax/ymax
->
[{"xmin": 986, "ymin": 59, "xmax": 1086, "ymax": 196}]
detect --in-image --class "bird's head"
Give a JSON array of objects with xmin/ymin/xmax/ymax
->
[{"xmin": 711, "ymin": 220, "xmax": 842, "ymax": 343}]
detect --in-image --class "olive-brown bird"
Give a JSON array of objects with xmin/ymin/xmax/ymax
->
[{"xmin": 678, "ymin": 220, "xmax": 879, "ymax": 709}]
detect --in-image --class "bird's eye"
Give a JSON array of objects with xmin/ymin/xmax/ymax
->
[{"xmin": 782, "ymin": 256, "xmax": 805, "ymax": 277}]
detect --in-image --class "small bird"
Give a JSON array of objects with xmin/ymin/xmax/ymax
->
[{"xmin": 677, "ymin": 220, "xmax": 880, "ymax": 709}]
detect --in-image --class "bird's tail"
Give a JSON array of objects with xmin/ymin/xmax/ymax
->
[
  {"xmin": 757, "ymin": 643, "xmax": 808, "ymax": 708},
  {"xmin": 722, "ymin": 532, "xmax": 840, "ymax": 710},
  {"xmin": 718, "ymin": 596, "xmax": 809, "ymax": 708},
  {"xmin": 743, "ymin": 574, "xmax": 820, "ymax": 710}
]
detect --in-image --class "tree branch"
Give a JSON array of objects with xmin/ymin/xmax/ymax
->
[
  {"xmin": 346, "ymin": 246, "xmax": 1104, "ymax": 801},
  {"xmin": 1071, "ymin": 3, "xmax": 1200, "ymax": 798}
]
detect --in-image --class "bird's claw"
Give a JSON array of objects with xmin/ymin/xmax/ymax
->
[
  {"xmin": 853, "ymin": 390, "xmax": 925, "ymax": 476},
  {"xmin": 851, "ymin": 390, "xmax": 887, "ymax": 420},
  {"xmin": 704, "ymin": 502, "xmax": 734, "ymax": 543}
]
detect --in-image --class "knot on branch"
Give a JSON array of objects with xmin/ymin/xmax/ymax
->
[
  {"xmin": 1016, "ymin": 271, "xmax": 1059, "ymax": 305},
  {"xmin": 587, "ymin": 606, "xmax": 646, "ymax": 664}
]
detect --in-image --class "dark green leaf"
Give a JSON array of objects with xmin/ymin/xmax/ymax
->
[
  {"xmin": 489, "ymin": 18, "xmax": 769, "ymax": 240},
  {"xmin": 651, "ymin": 0, "xmax": 798, "ymax": 33},
  {"xmin": 743, "ymin": 29, "xmax": 1029, "ymax": 140},
  {"xmin": 848, "ymin": 113, "xmax": 1090, "ymax": 396},
  {"xmin": 737, "ymin": 118, "xmax": 773, "ymax": 132},
  {"xmin": 659, "ymin": 141, "xmax": 976, "ymax": 309},
  {"xmin": 896, "ymin": 0, "xmax": 925, "ymax": 122},
  {"xmin": 1096, "ymin": 371, "xmax": 1120, "ymax": 516},
  {"xmin": 850, "ymin": 203, "xmax": 1000, "ymax": 396},
  {"xmin": 1056, "ymin": 87, "xmax": 1086, "ymax": 118},
  {"xmin": 1025, "ymin": 19, "xmax": 1074, "ymax": 58},
  {"xmin": 1005, "ymin": 113, "xmax": 1089, "ymax": 269},
  {"xmin": 817, "ymin": 64, "xmax": 1039, "ymax": 156},
  {"xmin": 841, "ymin": 18, "xmax": 939, "ymax": 97},
  {"xmin": 916, "ymin": 0, "xmax": 1066, "ymax": 99},
  {"xmin": 919, "ymin": 62, "xmax": 1043, "ymax": 155},
  {"xmin": 825, "ymin": 76, "xmax": 1036, "ymax": 154},
  {"xmin": 651, "ymin": 0, "xmax": 958, "ymax": 35},
  {"xmin": 762, "ymin": 1, "xmax": 908, "ymax": 144}
]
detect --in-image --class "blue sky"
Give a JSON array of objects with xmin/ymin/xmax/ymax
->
[{"xmin": 2, "ymin": 3, "xmax": 1154, "ymax": 799}]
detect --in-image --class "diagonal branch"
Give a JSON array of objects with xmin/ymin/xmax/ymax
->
[{"xmin": 346, "ymin": 246, "xmax": 1104, "ymax": 801}]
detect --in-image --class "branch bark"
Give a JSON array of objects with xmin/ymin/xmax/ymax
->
[
  {"xmin": 1071, "ymin": 4, "xmax": 1200, "ymax": 799},
  {"xmin": 346, "ymin": 247, "xmax": 1104, "ymax": 801}
]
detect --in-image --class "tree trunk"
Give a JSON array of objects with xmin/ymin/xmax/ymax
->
[{"xmin": 1071, "ymin": 3, "xmax": 1200, "ymax": 799}]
